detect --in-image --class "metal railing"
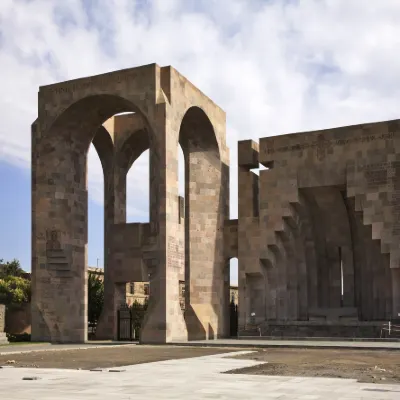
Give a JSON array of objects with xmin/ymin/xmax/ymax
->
[{"xmin": 380, "ymin": 321, "xmax": 400, "ymax": 338}]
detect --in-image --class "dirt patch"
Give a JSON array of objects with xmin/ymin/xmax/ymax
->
[
  {"xmin": 0, "ymin": 345, "xmax": 235, "ymax": 370},
  {"xmin": 227, "ymin": 348, "xmax": 400, "ymax": 384}
]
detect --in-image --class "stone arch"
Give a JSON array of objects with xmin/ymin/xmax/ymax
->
[
  {"xmin": 32, "ymin": 65, "xmax": 228, "ymax": 344},
  {"xmin": 119, "ymin": 128, "xmax": 150, "ymax": 223},
  {"xmin": 96, "ymin": 120, "xmax": 155, "ymax": 339},
  {"xmin": 92, "ymin": 125, "xmax": 115, "ymax": 173},
  {"xmin": 31, "ymin": 93, "xmax": 155, "ymax": 343},
  {"xmin": 118, "ymin": 128, "xmax": 150, "ymax": 173},
  {"xmin": 178, "ymin": 106, "xmax": 225, "ymax": 340}
]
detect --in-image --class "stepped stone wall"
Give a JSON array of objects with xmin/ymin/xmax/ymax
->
[{"xmin": 236, "ymin": 120, "xmax": 400, "ymax": 331}]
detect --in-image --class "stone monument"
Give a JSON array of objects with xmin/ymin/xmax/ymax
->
[
  {"xmin": 234, "ymin": 121, "xmax": 400, "ymax": 337},
  {"xmin": 31, "ymin": 63, "xmax": 400, "ymax": 343},
  {"xmin": 0, "ymin": 304, "xmax": 9, "ymax": 344},
  {"xmin": 31, "ymin": 64, "xmax": 229, "ymax": 343}
]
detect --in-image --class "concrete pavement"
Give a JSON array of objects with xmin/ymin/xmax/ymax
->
[{"xmin": 1, "ymin": 350, "xmax": 399, "ymax": 399}]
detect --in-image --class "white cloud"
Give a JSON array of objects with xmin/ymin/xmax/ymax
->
[{"xmin": 2, "ymin": 0, "xmax": 400, "ymax": 281}]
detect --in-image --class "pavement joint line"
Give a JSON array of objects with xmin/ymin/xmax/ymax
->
[
  {"xmin": 0, "ymin": 344, "xmax": 138, "ymax": 356},
  {"xmin": 2, "ymin": 340, "xmax": 400, "ymax": 357},
  {"xmin": 168, "ymin": 341, "xmax": 400, "ymax": 351}
]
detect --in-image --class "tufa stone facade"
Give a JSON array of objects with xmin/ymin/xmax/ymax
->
[
  {"xmin": 235, "ymin": 123, "xmax": 400, "ymax": 334},
  {"xmin": 32, "ymin": 64, "xmax": 229, "ymax": 343},
  {"xmin": 31, "ymin": 63, "xmax": 400, "ymax": 343}
]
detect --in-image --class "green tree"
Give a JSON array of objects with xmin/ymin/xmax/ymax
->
[
  {"xmin": 130, "ymin": 299, "xmax": 148, "ymax": 339},
  {"xmin": 0, "ymin": 275, "xmax": 31, "ymax": 305},
  {"xmin": 88, "ymin": 272, "xmax": 104, "ymax": 326},
  {"xmin": 0, "ymin": 258, "xmax": 25, "ymax": 278}
]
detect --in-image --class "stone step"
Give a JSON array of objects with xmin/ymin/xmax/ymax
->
[{"xmin": 259, "ymin": 323, "xmax": 381, "ymax": 338}]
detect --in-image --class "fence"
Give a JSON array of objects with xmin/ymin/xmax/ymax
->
[
  {"xmin": 117, "ymin": 301, "xmax": 148, "ymax": 341},
  {"xmin": 380, "ymin": 320, "xmax": 400, "ymax": 338}
]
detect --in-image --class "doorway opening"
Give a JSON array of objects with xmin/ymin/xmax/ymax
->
[{"xmin": 229, "ymin": 258, "xmax": 238, "ymax": 336}]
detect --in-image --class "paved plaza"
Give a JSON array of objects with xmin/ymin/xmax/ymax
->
[{"xmin": 1, "ymin": 350, "xmax": 399, "ymax": 399}]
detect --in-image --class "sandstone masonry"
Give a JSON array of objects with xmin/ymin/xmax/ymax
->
[{"xmin": 31, "ymin": 64, "xmax": 400, "ymax": 343}]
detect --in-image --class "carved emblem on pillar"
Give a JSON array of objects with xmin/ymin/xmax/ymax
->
[{"xmin": 46, "ymin": 229, "xmax": 62, "ymax": 251}]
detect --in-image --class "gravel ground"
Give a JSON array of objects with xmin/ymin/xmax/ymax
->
[
  {"xmin": 227, "ymin": 348, "xmax": 400, "ymax": 384},
  {"xmin": 0, "ymin": 345, "xmax": 236, "ymax": 370}
]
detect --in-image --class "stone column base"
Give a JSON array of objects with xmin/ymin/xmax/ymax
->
[{"xmin": 0, "ymin": 332, "xmax": 9, "ymax": 344}]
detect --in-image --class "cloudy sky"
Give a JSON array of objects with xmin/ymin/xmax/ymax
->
[{"xmin": 1, "ymin": 0, "xmax": 400, "ymax": 285}]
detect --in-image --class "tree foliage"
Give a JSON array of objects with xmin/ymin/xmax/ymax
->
[
  {"xmin": 0, "ymin": 258, "xmax": 25, "ymax": 278},
  {"xmin": 0, "ymin": 258, "xmax": 30, "ymax": 305},
  {"xmin": 129, "ymin": 299, "xmax": 148, "ymax": 339},
  {"xmin": 88, "ymin": 272, "xmax": 104, "ymax": 325},
  {"xmin": 0, "ymin": 276, "xmax": 31, "ymax": 305}
]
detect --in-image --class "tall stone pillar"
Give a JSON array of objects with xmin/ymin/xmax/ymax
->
[
  {"xmin": 140, "ymin": 102, "xmax": 188, "ymax": 343},
  {"xmin": 237, "ymin": 140, "xmax": 260, "ymax": 329},
  {"xmin": 96, "ymin": 161, "xmax": 127, "ymax": 339},
  {"xmin": 179, "ymin": 106, "xmax": 227, "ymax": 341}
]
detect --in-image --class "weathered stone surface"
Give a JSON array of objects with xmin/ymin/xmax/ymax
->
[
  {"xmin": 238, "ymin": 120, "xmax": 400, "ymax": 334},
  {"xmin": 32, "ymin": 64, "xmax": 228, "ymax": 344},
  {"xmin": 32, "ymin": 64, "xmax": 400, "ymax": 343}
]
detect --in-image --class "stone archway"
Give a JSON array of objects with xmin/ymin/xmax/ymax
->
[
  {"xmin": 31, "ymin": 92, "xmax": 157, "ymax": 343},
  {"xmin": 94, "ymin": 114, "xmax": 151, "ymax": 340},
  {"xmin": 32, "ymin": 65, "xmax": 229, "ymax": 344}
]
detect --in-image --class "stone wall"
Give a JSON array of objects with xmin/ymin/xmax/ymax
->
[
  {"xmin": 237, "ymin": 120, "xmax": 400, "ymax": 331},
  {"xmin": 0, "ymin": 304, "xmax": 5, "ymax": 332},
  {"xmin": 31, "ymin": 63, "xmax": 400, "ymax": 343},
  {"xmin": 0, "ymin": 304, "xmax": 8, "ymax": 344},
  {"xmin": 5, "ymin": 303, "xmax": 31, "ymax": 335}
]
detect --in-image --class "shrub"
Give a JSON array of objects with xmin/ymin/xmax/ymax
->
[
  {"xmin": 130, "ymin": 299, "xmax": 148, "ymax": 339},
  {"xmin": 0, "ymin": 259, "xmax": 25, "ymax": 278},
  {"xmin": 88, "ymin": 273, "xmax": 104, "ymax": 326},
  {"xmin": 6, "ymin": 333, "xmax": 31, "ymax": 342},
  {"xmin": 0, "ymin": 276, "xmax": 31, "ymax": 305}
]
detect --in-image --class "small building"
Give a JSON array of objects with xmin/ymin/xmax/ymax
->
[{"xmin": 87, "ymin": 267, "xmax": 238, "ymax": 306}]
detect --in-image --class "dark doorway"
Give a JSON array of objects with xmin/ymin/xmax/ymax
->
[{"xmin": 230, "ymin": 300, "xmax": 238, "ymax": 336}]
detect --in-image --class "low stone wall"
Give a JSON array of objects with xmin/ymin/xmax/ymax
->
[
  {"xmin": 0, "ymin": 304, "xmax": 8, "ymax": 344},
  {"xmin": 5, "ymin": 303, "xmax": 31, "ymax": 335},
  {"xmin": 0, "ymin": 304, "xmax": 5, "ymax": 332},
  {"xmin": 254, "ymin": 321, "xmax": 384, "ymax": 338}
]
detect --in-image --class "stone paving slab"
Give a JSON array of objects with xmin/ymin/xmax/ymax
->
[
  {"xmin": 171, "ymin": 338, "xmax": 400, "ymax": 350},
  {"xmin": 0, "ymin": 351, "xmax": 399, "ymax": 399}
]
